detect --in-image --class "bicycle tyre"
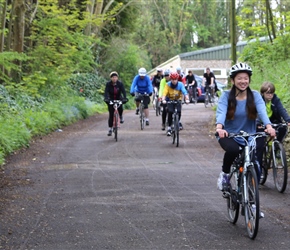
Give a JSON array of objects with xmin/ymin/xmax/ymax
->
[
  {"xmin": 204, "ymin": 93, "xmax": 209, "ymax": 108},
  {"xmin": 259, "ymin": 147, "xmax": 268, "ymax": 185},
  {"xmin": 155, "ymin": 99, "xmax": 159, "ymax": 116},
  {"xmin": 272, "ymin": 141, "xmax": 288, "ymax": 193},
  {"xmin": 140, "ymin": 105, "xmax": 145, "ymax": 130},
  {"xmin": 244, "ymin": 165, "xmax": 260, "ymax": 239},
  {"xmin": 175, "ymin": 114, "xmax": 179, "ymax": 147},
  {"xmin": 152, "ymin": 96, "xmax": 156, "ymax": 110},
  {"xmin": 227, "ymin": 171, "xmax": 240, "ymax": 224},
  {"xmin": 114, "ymin": 113, "xmax": 118, "ymax": 141},
  {"xmin": 210, "ymin": 94, "xmax": 214, "ymax": 107},
  {"xmin": 172, "ymin": 116, "xmax": 176, "ymax": 145}
]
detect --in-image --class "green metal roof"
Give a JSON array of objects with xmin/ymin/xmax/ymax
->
[{"xmin": 179, "ymin": 37, "xmax": 268, "ymax": 60}]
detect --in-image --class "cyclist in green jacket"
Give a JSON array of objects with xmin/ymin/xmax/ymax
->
[{"xmin": 158, "ymin": 69, "xmax": 170, "ymax": 131}]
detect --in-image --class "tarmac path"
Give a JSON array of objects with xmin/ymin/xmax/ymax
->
[{"xmin": 1, "ymin": 103, "xmax": 290, "ymax": 249}]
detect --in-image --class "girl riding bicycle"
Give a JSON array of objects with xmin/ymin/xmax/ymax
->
[
  {"xmin": 215, "ymin": 63, "xmax": 276, "ymax": 193},
  {"xmin": 104, "ymin": 71, "xmax": 128, "ymax": 136}
]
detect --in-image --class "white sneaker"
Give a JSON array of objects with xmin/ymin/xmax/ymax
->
[
  {"xmin": 217, "ymin": 172, "xmax": 224, "ymax": 190},
  {"xmin": 217, "ymin": 171, "xmax": 229, "ymax": 191}
]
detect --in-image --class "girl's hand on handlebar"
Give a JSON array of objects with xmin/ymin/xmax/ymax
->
[
  {"xmin": 265, "ymin": 126, "xmax": 276, "ymax": 138},
  {"xmin": 216, "ymin": 128, "xmax": 228, "ymax": 138}
]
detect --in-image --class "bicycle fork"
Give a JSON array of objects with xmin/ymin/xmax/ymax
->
[{"xmin": 241, "ymin": 146, "xmax": 251, "ymax": 209}]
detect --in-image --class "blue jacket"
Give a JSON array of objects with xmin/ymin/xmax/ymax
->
[
  {"xmin": 216, "ymin": 90, "xmax": 271, "ymax": 144},
  {"xmin": 130, "ymin": 75, "xmax": 153, "ymax": 95}
]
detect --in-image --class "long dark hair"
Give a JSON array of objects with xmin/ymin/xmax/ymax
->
[{"xmin": 226, "ymin": 85, "xmax": 257, "ymax": 120}]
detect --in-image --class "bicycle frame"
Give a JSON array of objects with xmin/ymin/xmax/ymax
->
[
  {"xmin": 223, "ymin": 131, "xmax": 267, "ymax": 239},
  {"xmin": 109, "ymin": 100, "xmax": 122, "ymax": 141},
  {"xmin": 204, "ymin": 85, "xmax": 215, "ymax": 107},
  {"xmin": 152, "ymin": 87, "xmax": 161, "ymax": 116},
  {"xmin": 136, "ymin": 93, "xmax": 149, "ymax": 130},
  {"xmin": 167, "ymin": 100, "xmax": 181, "ymax": 147}
]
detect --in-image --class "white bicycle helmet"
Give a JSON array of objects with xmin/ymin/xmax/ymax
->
[
  {"xmin": 229, "ymin": 62, "xmax": 252, "ymax": 78},
  {"xmin": 138, "ymin": 67, "xmax": 147, "ymax": 76}
]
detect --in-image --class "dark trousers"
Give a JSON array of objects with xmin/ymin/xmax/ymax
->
[
  {"xmin": 107, "ymin": 104, "xmax": 123, "ymax": 127},
  {"xmin": 167, "ymin": 102, "xmax": 181, "ymax": 127},
  {"xmin": 218, "ymin": 137, "xmax": 263, "ymax": 181},
  {"xmin": 161, "ymin": 104, "xmax": 168, "ymax": 125}
]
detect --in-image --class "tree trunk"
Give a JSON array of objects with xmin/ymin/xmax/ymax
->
[
  {"xmin": 0, "ymin": 0, "xmax": 7, "ymax": 53},
  {"xmin": 13, "ymin": 0, "xmax": 26, "ymax": 53}
]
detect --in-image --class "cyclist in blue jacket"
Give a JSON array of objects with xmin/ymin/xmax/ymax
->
[{"xmin": 130, "ymin": 68, "xmax": 153, "ymax": 125}]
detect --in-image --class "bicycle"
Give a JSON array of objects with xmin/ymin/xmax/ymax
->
[
  {"xmin": 187, "ymin": 84, "xmax": 197, "ymax": 104},
  {"xmin": 137, "ymin": 93, "xmax": 149, "ymax": 130},
  {"xmin": 167, "ymin": 100, "xmax": 182, "ymax": 147},
  {"xmin": 218, "ymin": 131, "xmax": 267, "ymax": 239},
  {"xmin": 204, "ymin": 85, "xmax": 216, "ymax": 108},
  {"xmin": 109, "ymin": 100, "xmax": 122, "ymax": 141},
  {"xmin": 152, "ymin": 87, "xmax": 161, "ymax": 116},
  {"xmin": 259, "ymin": 123, "xmax": 288, "ymax": 193}
]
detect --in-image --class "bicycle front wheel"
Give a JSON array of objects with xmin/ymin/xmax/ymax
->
[
  {"xmin": 227, "ymin": 171, "xmax": 240, "ymax": 224},
  {"xmin": 259, "ymin": 147, "xmax": 269, "ymax": 185},
  {"xmin": 204, "ymin": 94, "xmax": 209, "ymax": 108},
  {"xmin": 210, "ymin": 95, "xmax": 214, "ymax": 107},
  {"xmin": 114, "ymin": 113, "xmax": 118, "ymax": 141},
  {"xmin": 155, "ymin": 99, "xmax": 159, "ymax": 116},
  {"xmin": 140, "ymin": 106, "xmax": 145, "ymax": 130},
  {"xmin": 175, "ymin": 114, "xmax": 179, "ymax": 147},
  {"xmin": 272, "ymin": 141, "xmax": 288, "ymax": 193},
  {"xmin": 244, "ymin": 165, "xmax": 260, "ymax": 239}
]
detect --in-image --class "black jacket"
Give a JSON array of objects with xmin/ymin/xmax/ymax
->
[
  {"xmin": 264, "ymin": 94, "xmax": 290, "ymax": 124},
  {"xmin": 104, "ymin": 80, "xmax": 127, "ymax": 100}
]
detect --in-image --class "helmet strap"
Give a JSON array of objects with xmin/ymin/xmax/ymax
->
[{"xmin": 235, "ymin": 85, "xmax": 247, "ymax": 97}]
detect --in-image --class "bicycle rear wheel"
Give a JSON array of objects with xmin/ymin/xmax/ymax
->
[
  {"xmin": 272, "ymin": 141, "xmax": 288, "ymax": 193},
  {"xmin": 227, "ymin": 171, "xmax": 240, "ymax": 224},
  {"xmin": 259, "ymin": 147, "xmax": 269, "ymax": 185},
  {"xmin": 114, "ymin": 113, "xmax": 118, "ymax": 141},
  {"xmin": 244, "ymin": 165, "xmax": 260, "ymax": 239}
]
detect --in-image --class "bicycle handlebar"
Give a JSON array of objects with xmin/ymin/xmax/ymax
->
[
  {"xmin": 257, "ymin": 123, "xmax": 288, "ymax": 132},
  {"xmin": 166, "ymin": 100, "xmax": 182, "ymax": 104},
  {"xmin": 109, "ymin": 100, "xmax": 123, "ymax": 106}
]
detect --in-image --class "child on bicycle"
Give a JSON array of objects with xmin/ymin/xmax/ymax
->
[
  {"xmin": 161, "ymin": 72, "xmax": 189, "ymax": 136},
  {"xmin": 256, "ymin": 81, "xmax": 290, "ymax": 171},
  {"xmin": 215, "ymin": 63, "xmax": 276, "ymax": 194},
  {"xmin": 104, "ymin": 71, "xmax": 128, "ymax": 136},
  {"xmin": 259, "ymin": 81, "xmax": 290, "ymax": 140}
]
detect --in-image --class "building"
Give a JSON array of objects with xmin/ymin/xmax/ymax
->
[{"xmin": 148, "ymin": 37, "xmax": 268, "ymax": 83}]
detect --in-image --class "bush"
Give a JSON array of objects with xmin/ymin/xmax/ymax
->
[{"xmin": 67, "ymin": 73, "xmax": 106, "ymax": 103}]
